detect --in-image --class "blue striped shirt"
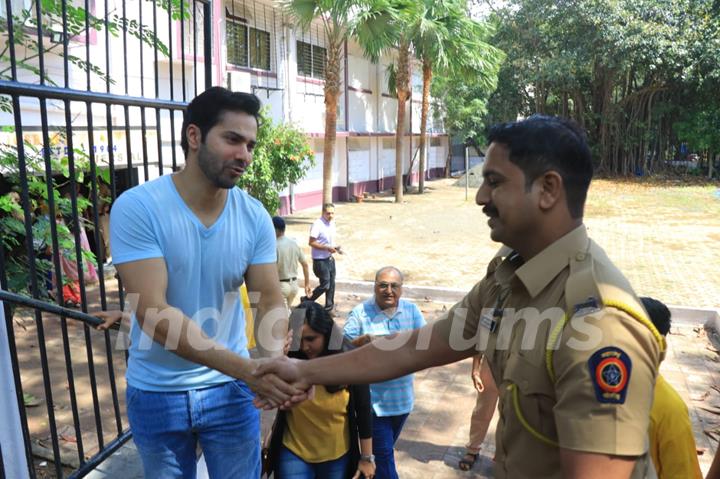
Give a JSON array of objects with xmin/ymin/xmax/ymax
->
[{"xmin": 343, "ymin": 297, "xmax": 426, "ymax": 416}]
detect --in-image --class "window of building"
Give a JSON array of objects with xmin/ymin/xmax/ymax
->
[
  {"xmin": 348, "ymin": 138, "xmax": 368, "ymax": 152},
  {"xmin": 297, "ymin": 40, "xmax": 326, "ymax": 79},
  {"xmin": 430, "ymin": 137, "xmax": 442, "ymax": 147},
  {"xmin": 0, "ymin": 0, "xmax": 30, "ymax": 18},
  {"xmin": 226, "ymin": 15, "xmax": 271, "ymax": 70}
]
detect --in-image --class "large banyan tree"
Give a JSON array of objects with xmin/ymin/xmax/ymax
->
[{"xmin": 483, "ymin": 0, "xmax": 720, "ymax": 175}]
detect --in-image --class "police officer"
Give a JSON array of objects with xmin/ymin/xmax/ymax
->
[{"xmin": 255, "ymin": 115, "xmax": 663, "ymax": 478}]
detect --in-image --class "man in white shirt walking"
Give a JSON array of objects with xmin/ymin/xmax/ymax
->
[{"xmin": 304, "ymin": 203, "xmax": 340, "ymax": 313}]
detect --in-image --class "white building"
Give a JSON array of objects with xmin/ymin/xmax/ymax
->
[{"xmin": 0, "ymin": 0, "xmax": 449, "ymax": 213}]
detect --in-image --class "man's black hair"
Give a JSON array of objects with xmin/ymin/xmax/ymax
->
[
  {"xmin": 180, "ymin": 87, "xmax": 261, "ymax": 155},
  {"xmin": 640, "ymin": 296, "xmax": 671, "ymax": 337},
  {"xmin": 272, "ymin": 216, "xmax": 286, "ymax": 232},
  {"xmin": 486, "ymin": 115, "xmax": 593, "ymax": 218}
]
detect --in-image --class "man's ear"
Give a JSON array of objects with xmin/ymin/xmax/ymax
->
[
  {"xmin": 186, "ymin": 124, "xmax": 202, "ymax": 151},
  {"xmin": 537, "ymin": 171, "xmax": 563, "ymax": 211}
]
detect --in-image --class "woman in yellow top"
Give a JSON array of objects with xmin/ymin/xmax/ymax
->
[{"xmin": 266, "ymin": 301, "xmax": 375, "ymax": 479}]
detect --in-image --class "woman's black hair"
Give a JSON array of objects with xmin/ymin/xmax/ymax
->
[{"xmin": 288, "ymin": 300, "xmax": 352, "ymax": 393}]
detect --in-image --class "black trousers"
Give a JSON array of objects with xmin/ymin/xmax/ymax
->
[{"xmin": 309, "ymin": 257, "xmax": 335, "ymax": 310}]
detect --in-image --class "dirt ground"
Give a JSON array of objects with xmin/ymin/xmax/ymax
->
[{"xmin": 285, "ymin": 177, "xmax": 720, "ymax": 309}]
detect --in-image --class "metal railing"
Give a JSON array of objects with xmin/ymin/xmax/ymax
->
[{"xmin": 0, "ymin": 0, "xmax": 212, "ymax": 475}]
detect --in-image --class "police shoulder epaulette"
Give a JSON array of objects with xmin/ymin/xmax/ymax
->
[{"xmin": 545, "ymin": 242, "xmax": 665, "ymax": 382}]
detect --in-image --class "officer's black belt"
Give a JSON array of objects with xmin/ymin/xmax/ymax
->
[{"xmin": 279, "ymin": 277, "xmax": 297, "ymax": 282}]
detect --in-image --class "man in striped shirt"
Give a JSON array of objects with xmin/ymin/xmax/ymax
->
[{"xmin": 343, "ymin": 266, "xmax": 426, "ymax": 479}]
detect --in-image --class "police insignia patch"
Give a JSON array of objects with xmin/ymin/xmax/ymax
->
[{"xmin": 587, "ymin": 347, "xmax": 632, "ymax": 404}]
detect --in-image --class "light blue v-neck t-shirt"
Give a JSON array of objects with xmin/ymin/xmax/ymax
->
[{"xmin": 110, "ymin": 175, "xmax": 276, "ymax": 391}]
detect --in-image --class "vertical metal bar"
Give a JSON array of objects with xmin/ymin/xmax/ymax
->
[
  {"xmin": 153, "ymin": 0, "xmax": 159, "ymax": 98},
  {"xmin": 102, "ymin": 107, "xmax": 124, "ymax": 436},
  {"xmin": 37, "ymin": 98, "xmax": 64, "ymax": 478},
  {"xmin": 123, "ymin": 106, "xmax": 133, "ymax": 191},
  {"xmin": 140, "ymin": 108, "xmax": 149, "ymax": 181},
  {"xmin": 55, "ymin": 106, "xmax": 87, "ymax": 468},
  {"xmin": 33, "ymin": 0, "xmax": 46, "ymax": 85},
  {"xmin": 193, "ymin": 1, "xmax": 198, "ymax": 95},
  {"xmin": 170, "ymin": 109, "xmax": 178, "ymax": 172},
  {"xmin": 168, "ymin": 0, "xmax": 175, "ymax": 102},
  {"xmin": 123, "ymin": 0, "xmax": 129, "ymax": 95},
  {"xmin": 204, "ymin": 0, "xmax": 211, "ymax": 89},
  {"xmin": 65, "ymin": 101, "xmax": 105, "ymax": 451},
  {"xmin": 180, "ymin": 0, "xmax": 187, "ymax": 101},
  {"xmin": 106, "ymin": 107, "xmax": 117, "ymax": 204},
  {"xmin": 1, "ymin": 101, "xmax": 36, "ymax": 478},
  {"xmin": 156, "ymin": 110, "xmax": 164, "ymax": 175},
  {"xmin": 139, "ymin": 0, "xmax": 145, "ymax": 98},
  {"xmin": 5, "ymin": 0, "xmax": 17, "ymax": 81},
  {"xmin": 88, "ymin": 111, "xmax": 123, "ymax": 438},
  {"xmin": 85, "ymin": 0, "xmax": 91, "ymax": 89},
  {"xmin": 61, "ymin": 0, "xmax": 69, "ymax": 88},
  {"xmin": 105, "ymin": 0, "xmax": 111, "ymax": 93},
  {"xmin": 165, "ymin": 9, "xmax": 177, "ymax": 180}
]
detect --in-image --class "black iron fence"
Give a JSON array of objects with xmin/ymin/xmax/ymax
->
[{"xmin": 0, "ymin": 0, "xmax": 211, "ymax": 475}]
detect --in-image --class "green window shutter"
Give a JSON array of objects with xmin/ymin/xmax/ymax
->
[{"xmin": 227, "ymin": 21, "xmax": 248, "ymax": 67}]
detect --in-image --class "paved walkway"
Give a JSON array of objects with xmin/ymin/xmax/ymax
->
[{"xmin": 86, "ymin": 288, "xmax": 719, "ymax": 478}]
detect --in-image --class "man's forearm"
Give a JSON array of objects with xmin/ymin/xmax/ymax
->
[
  {"xmin": 302, "ymin": 263, "xmax": 310, "ymax": 284},
  {"xmin": 254, "ymin": 292, "xmax": 288, "ymax": 358},
  {"xmin": 309, "ymin": 239, "xmax": 332, "ymax": 251},
  {"xmin": 138, "ymin": 305, "xmax": 255, "ymax": 381},
  {"xmin": 300, "ymin": 323, "xmax": 473, "ymax": 385}
]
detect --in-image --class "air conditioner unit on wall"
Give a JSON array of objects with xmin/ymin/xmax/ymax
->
[{"xmin": 227, "ymin": 70, "xmax": 252, "ymax": 93}]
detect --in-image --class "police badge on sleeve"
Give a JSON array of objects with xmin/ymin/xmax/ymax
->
[{"xmin": 587, "ymin": 346, "xmax": 632, "ymax": 404}]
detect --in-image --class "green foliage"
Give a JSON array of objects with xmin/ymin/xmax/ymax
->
[
  {"xmin": 236, "ymin": 109, "xmax": 315, "ymax": 214},
  {"xmin": 484, "ymin": 0, "xmax": 720, "ymax": 174},
  {"xmin": 0, "ymin": 0, "xmax": 172, "ymax": 112},
  {"xmin": 0, "ymin": 132, "xmax": 100, "ymax": 299},
  {"xmin": 429, "ymin": 8, "xmax": 503, "ymax": 147}
]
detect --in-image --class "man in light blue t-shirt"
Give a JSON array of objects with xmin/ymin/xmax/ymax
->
[
  {"xmin": 110, "ymin": 87, "xmax": 304, "ymax": 479},
  {"xmin": 343, "ymin": 266, "xmax": 425, "ymax": 479}
]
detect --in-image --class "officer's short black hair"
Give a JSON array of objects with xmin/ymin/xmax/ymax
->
[
  {"xmin": 272, "ymin": 216, "xmax": 286, "ymax": 232},
  {"xmin": 486, "ymin": 115, "xmax": 593, "ymax": 219},
  {"xmin": 640, "ymin": 296, "xmax": 671, "ymax": 336},
  {"xmin": 180, "ymin": 87, "xmax": 261, "ymax": 155}
]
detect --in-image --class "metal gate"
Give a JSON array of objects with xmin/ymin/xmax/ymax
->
[{"xmin": 0, "ymin": 0, "xmax": 211, "ymax": 475}]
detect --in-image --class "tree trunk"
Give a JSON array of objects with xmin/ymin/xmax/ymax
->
[
  {"xmin": 394, "ymin": 40, "xmax": 410, "ymax": 203},
  {"xmin": 321, "ymin": 40, "xmax": 343, "ymax": 205},
  {"xmin": 418, "ymin": 59, "xmax": 432, "ymax": 194}
]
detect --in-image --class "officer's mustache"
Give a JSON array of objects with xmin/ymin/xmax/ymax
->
[{"xmin": 482, "ymin": 205, "xmax": 499, "ymax": 218}]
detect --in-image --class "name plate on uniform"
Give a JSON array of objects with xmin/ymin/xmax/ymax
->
[{"xmin": 480, "ymin": 312, "xmax": 497, "ymax": 333}]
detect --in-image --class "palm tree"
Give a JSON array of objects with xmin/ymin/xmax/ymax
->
[
  {"xmin": 283, "ymin": 0, "xmax": 400, "ymax": 205},
  {"xmin": 411, "ymin": 0, "xmax": 502, "ymax": 193},
  {"xmin": 392, "ymin": 36, "xmax": 412, "ymax": 203}
]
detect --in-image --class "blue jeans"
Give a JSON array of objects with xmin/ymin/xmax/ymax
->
[
  {"xmin": 276, "ymin": 446, "xmax": 349, "ymax": 479},
  {"xmin": 126, "ymin": 380, "xmax": 260, "ymax": 479},
  {"xmin": 372, "ymin": 413, "xmax": 409, "ymax": 479}
]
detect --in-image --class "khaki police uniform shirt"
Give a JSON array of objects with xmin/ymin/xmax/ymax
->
[
  {"xmin": 435, "ymin": 225, "xmax": 661, "ymax": 478},
  {"xmin": 276, "ymin": 235, "xmax": 306, "ymax": 281}
]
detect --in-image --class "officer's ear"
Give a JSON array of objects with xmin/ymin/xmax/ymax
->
[{"xmin": 536, "ymin": 170, "xmax": 563, "ymax": 212}]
